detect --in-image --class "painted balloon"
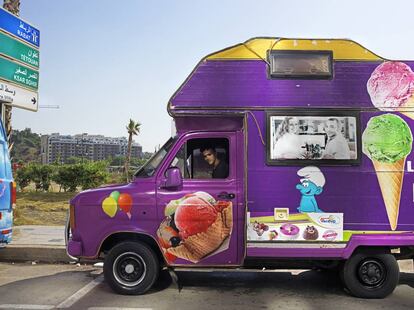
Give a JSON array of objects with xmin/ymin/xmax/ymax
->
[
  {"xmin": 110, "ymin": 191, "xmax": 120, "ymax": 202},
  {"xmin": 118, "ymin": 193, "xmax": 133, "ymax": 214},
  {"xmin": 102, "ymin": 196, "xmax": 118, "ymax": 218}
]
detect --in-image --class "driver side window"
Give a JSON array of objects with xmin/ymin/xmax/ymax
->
[{"xmin": 168, "ymin": 137, "xmax": 229, "ymax": 179}]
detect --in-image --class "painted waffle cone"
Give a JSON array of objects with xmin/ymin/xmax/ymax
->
[
  {"xmin": 401, "ymin": 96, "xmax": 414, "ymax": 120},
  {"xmin": 167, "ymin": 205, "xmax": 232, "ymax": 263},
  {"xmin": 222, "ymin": 203, "xmax": 233, "ymax": 230},
  {"xmin": 372, "ymin": 158, "xmax": 405, "ymax": 231}
]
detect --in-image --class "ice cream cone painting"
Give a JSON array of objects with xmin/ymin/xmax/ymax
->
[
  {"xmin": 367, "ymin": 61, "xmax": 414, "ymax": 118},
  {"xmin": 157, "ymin": 192, "xmax": 233, "ymax": 263},
  {"xmin": 362, "ymin": 114, "xmax": 413, "ymax": 230}
]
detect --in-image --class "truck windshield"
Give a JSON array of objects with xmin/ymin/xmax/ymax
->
[{"xmin": 134, "ymin": 137, "xmax": 177, "ymax": 178}]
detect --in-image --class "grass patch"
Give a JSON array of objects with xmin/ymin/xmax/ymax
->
[{"xmin": 14, "ymin": 192, "xmax": 77, "ymax": 226}]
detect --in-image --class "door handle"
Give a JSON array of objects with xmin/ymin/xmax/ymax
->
[{"xmin": 217, "ymin": 192, "xmax": 235, "ymax": 200}]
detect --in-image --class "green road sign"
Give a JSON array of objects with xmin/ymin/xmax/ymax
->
[
  {"xmin": 0, "ymin": 31, "xmax": 39, "ymax": 69},
  {"xmin": 0, "ymin": 56, "xmax": 38, "ymax": 90}
]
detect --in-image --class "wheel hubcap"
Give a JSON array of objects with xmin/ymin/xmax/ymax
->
[
  {"xmin": 358, "ymin": 259, "xmax": 386, "ymax": 288},
  {"xmin": 113, "ymin": 252, "xmax": 147, "ymax": 287},
  {"xmin": 125, "ymin": 264, "xmax": 134, "ymax": 274}
]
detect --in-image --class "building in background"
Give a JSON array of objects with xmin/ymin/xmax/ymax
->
[{"xmin": 40, "ymin": 133, "xmax": 142, "ymax": 164}]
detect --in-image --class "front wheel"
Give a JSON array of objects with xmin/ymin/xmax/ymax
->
[
  {"xmin": 340, "ymin": 252, "xmax": 399, "ymax": 298},
  {"xmin": 104, "ymin": 241, "xmax": 159, "ymax": 295}
]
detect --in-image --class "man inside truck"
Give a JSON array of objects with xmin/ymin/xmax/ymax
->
[
  {"xmin": 323, "ymin": 117, "xmax": 351, "ymax": 159},
  {"xmin": 201, "ymin": 145, "xmax": 229, "ymax": 178}
]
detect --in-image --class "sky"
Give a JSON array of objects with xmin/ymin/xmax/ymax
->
[{"xmin": 10, "ymin": 0, "xmax": 414, "ymax": 152}]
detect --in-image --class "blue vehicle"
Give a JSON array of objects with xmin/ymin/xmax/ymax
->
[{"xmin": 0, "ymin": 119, "xmax": 14, "ymax": 247}]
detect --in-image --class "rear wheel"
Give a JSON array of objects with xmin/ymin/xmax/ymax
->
[
  {"xmin": 104, "ymin": 241, "xmax": 159, "ymax": 295},
  {"xmin": 340, "ymin": 252, "xmax": 399, "ymax": 298}
]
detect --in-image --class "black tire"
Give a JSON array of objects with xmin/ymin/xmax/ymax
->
[
  {"xmin": 340, "ymin": 252, "xmax": 399, "ymax": 298},
  {"xmin": 104, "ymin": 241, "xmax": 159, "ymax": 295},
  {"xmin": 338, "ymin": 261, "xmax": 348, "ymax": 290}
]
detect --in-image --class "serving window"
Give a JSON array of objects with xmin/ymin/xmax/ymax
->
[{"xmin": 266, "ymin": 111, "xmax": 360, "ymax": 166}]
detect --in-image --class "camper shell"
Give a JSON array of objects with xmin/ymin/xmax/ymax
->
[{"xmin": 67, "ymin": 38, "xmax": 414, "ymax": 298}]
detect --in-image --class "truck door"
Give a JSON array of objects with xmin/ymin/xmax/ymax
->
[{"xmin": 156, "ymin": 132, "xmax": 242, "ymax": 266}]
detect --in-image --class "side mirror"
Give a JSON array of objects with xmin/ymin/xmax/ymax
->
[{"xmin": 164, "ymin": 167, "xmax": 183, "ymax": 189}]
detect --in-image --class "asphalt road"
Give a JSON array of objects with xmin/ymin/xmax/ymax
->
[{"xmin": 0, "ymin": 262, "xmax": 413, "ymax": 310}]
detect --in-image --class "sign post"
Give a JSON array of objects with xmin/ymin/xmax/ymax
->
[
  {"xmin": 0, "ymin": 7, "xmax": 40, "ymax": 112},
  {"xmin": 0, "ymin": 7, "xmax": 40, "ymax": 47},
  {"xmin": 0, "ymin": 31, "xmax": 39, "ymax": 68},
  {"xmin": 0, "ymin": 81, "xmax": 38, "ymax": 111}
]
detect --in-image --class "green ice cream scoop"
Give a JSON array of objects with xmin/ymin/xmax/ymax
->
[{"xmin": 363, "ymin": 114, "xmax": 413, "ymax": 163}]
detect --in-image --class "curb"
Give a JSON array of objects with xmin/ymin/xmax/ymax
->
[{"xmin": 0, "ymin": 244, "xmax": 74, "ymax": 263}]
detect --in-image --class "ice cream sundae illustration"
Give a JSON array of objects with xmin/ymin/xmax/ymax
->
[
  {"xmin": 157, "ymin": 191, "xmax": 232, "ymax": 263},
  {"xmin": 367, "ymin": 61, "xmax": 414, "ymax": 119},
  {"xmin": 253, "ymin": 221, "xmax": 269, "ymax": 236},
  {"xmin": 296, "ymin": 166, "xmax": 325, "ymax": 213},
  {"xmin": 303, "ymin": 225, "xmax": 319, "ymax": 240},
  {"xmin": 280, "ymin": 223, "xmax": 300, "ymax": 240},
  {"xmin": 268, "ymin": 230, "xmax": 278, "ymax": 240},
  {"xmin": 362, "ymin": 114, "xmax": 413, "ymax": 230}
]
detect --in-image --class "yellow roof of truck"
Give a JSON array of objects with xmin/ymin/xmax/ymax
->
[{"xmin": 205, "ymin": 37, "xmax": 385, "ymax": 61}]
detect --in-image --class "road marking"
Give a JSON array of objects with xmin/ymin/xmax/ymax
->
[
  {"xmin": 56, "ymin": 275, "xmax": 103, "ymax": 309},
  {"xmin": 0, "ymin": 305, "xmax": 54, "ymax": 309}
]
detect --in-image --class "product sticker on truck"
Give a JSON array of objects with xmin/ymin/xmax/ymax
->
[{"xmin": 247, "ymin": 211, "xmax": 343, "ymax": 242}]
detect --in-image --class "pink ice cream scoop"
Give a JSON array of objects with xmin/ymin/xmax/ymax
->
[{"xmin": 367, "ymin": 61, "xmax": 414, "ymax": 110}]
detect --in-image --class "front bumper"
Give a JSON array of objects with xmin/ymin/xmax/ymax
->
[{"xmin": 67, "ymin": 239, "xmax": 82, "ymax": 256}]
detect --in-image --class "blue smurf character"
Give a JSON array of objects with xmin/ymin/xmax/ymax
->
[{"xmin": 296, "ymin": 166, "xmax": 325, "ymax": 213}]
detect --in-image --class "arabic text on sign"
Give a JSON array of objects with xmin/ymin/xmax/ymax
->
[
  {"xmin": 0, "ymin": 31, "xmax": 40, "ymax": 69},
  {"xmin": 0, "ymin": 7, "xmax": 40, "ymax": 47}
]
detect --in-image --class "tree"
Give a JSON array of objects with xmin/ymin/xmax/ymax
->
[
  {"xmin": 15, "ymin": 163, "xmax": 53, "ymax": 192},
  {"xmin": 65, "ymin": 157, "xmax": 83, "ymax": 164},
  {"xmin": 3, "ymin": 0, "xmax": 20, "ymax": 15},
  {"xmin": 109, "ymin": 156, "xmax": 126, "ymax": 166},
  {"xmin": 124, "ymin": 119, "xmax": 141, "ymax": 182},
  {"xmin": 52, "ymin": 164, "xmax": 83, "ymax": 192},
  {"xmin": 15, "ymin": 166, "xmax": 31, "ymax": 191},
  {"xmin": 11, "ymin": 128, "xmax": 41, "ymax": 163},
  {"xmin": 51, "ymin": 162, "xmax": 110, "ymax": 192},
  {"xmin": 29, "ymin": 163, "xmax": 53, "ymax": 192},
  {"xmin": 80, "ymin": 161, "xmax": 109, "ymax": 190}
]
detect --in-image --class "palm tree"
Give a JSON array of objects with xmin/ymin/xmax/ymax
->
[
  {"xmin": 125, "ymin": 119, "xmax": 141, "ymax": 182},
  {"xmin": 3, "ymin": 0, "xmax": 20, "ymax": 15}
]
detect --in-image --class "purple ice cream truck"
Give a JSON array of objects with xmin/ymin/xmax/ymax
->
[{"xmin": 66, "ymin": 38, "xmax": 414, "ymax": 298}]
